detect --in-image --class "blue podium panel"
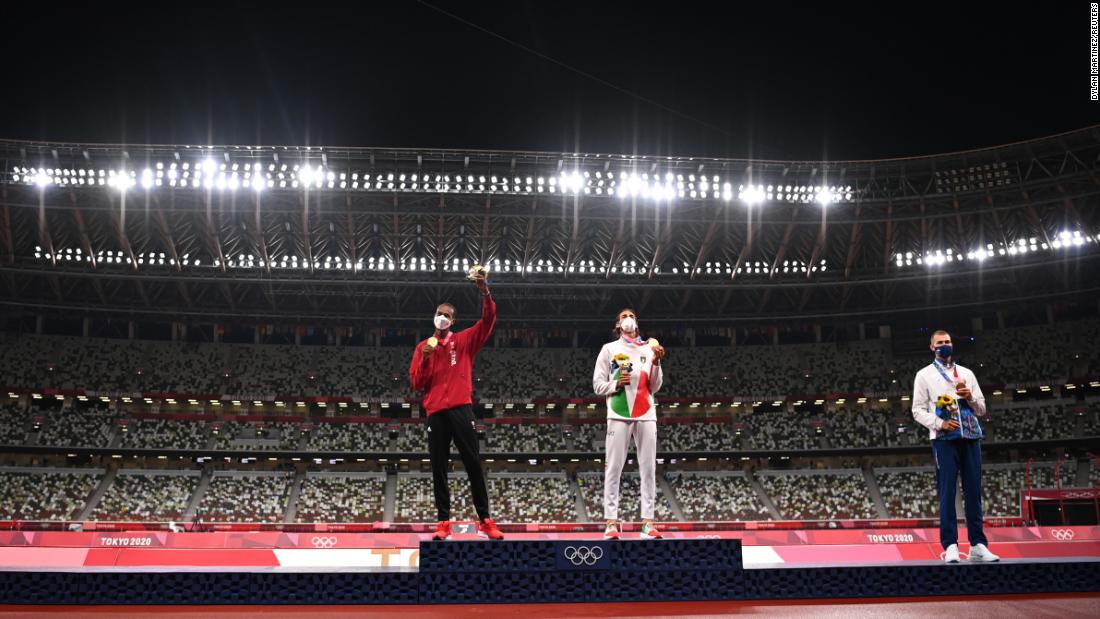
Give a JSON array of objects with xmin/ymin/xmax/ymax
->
[
  {"xmin": 3, "ymin": 541, "xmax": 1098, "ymax": 605},
  {"xmin": 0, "ymin": 571, "xmax": 420, "ymax": 605},
  {"xmin": 743, "ymin": 560, "xmax": 1100, "ymax": 600},
  {"xmin": 419, "ymin": 539, "xmax": 744, "ymax": 573},
  {"xmin": 419, "ymin": 539, "xmax": 745, "ymax": 603}
]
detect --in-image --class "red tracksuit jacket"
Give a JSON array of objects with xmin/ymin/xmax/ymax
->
[{"xmin": 408, "ymin": 293, "xmax": 496, "ymax": 415}]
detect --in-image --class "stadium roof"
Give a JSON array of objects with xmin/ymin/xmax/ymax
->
[{"xmin": 1, "ymin": 126, "xmax": 1098, "ymax": 325}]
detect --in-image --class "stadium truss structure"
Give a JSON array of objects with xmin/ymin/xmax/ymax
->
[{"xmin": 1, "ymin": 126, "xmax": 1099, "ymax": 326}]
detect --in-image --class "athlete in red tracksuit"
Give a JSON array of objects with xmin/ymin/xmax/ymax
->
[{"xmin": 409, "ymin": 272, "xmax": 503, "ymax": 540}]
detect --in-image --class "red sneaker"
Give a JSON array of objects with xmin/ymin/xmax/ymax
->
[
  {"xmin": 477, "ymin": 518, "xmax": 505, "ymax": 540},
  {"xmin": 639, "ymin": 521, "xmax": 663, "ymax": 540},
  {"xmin": 432, "ymin": 521, "xmax": 452, "ymax": 540}
]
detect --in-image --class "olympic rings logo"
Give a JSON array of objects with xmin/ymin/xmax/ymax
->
[
  {"xmin": 1051, "ymin": 529, "xmax": 1075, "ymax": 541},
  {"xmin": 311, "ymin": 536, "xmax": 338, "ymax": 548},
  {"xmin": 563, "ymin": 545, "xmax": 605, "ymax": 566}
]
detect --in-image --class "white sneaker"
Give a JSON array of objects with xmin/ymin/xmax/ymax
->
[
  {"xmin": 943, "ymin": 544, "xmax": 960, "ymax": 563},
  {"xmin": 968, "ymin": 543, "xmax": 1000, "ymax": 563}
]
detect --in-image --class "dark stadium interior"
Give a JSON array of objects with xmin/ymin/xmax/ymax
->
[
  {"xmin": 0, "ymin": 3, "xmax": 1098, "ymax": 612},
  {"xmin": 0, "ymin": 126, "xmax": 1098, "ymax": 524}
]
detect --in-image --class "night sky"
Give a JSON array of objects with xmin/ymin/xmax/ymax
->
[{"xmin": 1, "ymin": 2, "xmax": 1095, "ymax": 160}]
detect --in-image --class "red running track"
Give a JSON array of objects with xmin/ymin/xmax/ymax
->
[{"xmin": 2, "ymin": 594, "xmax": 1099, "ymax": 618}]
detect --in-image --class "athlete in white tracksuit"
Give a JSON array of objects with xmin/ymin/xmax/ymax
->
[{"xmin": 592, "ymin": 308, "xmax": 665, "ymax": 539}]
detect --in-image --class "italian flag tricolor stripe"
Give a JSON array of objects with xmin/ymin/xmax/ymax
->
[
  {"xmin": 609, "ymin": 370, "xmax": 651, "ymax": 418},
  {"xmin": 631, "ymin": 371, "xmax": 651, "ymax": 418},
  {"xmin": 610, "ymin": 371, "xmax": 630, "ymax": 417}
]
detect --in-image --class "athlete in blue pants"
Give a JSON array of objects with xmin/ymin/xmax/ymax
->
[
  {"xmin": 933, "ymin": 438, "xmax": 987, "ymax": 552},
  {"xmin": 911, "ymin": 330, "xmax": 1000, "ymax": 563}
]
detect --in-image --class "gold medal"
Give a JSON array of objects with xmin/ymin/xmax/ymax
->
[{"xmin": 467, "ymin": 264, "xmax": 488, "ymax": 281}]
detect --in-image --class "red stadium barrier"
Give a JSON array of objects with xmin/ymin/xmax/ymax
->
[{"xmin": 0, "ymin": 517, "xmax": 1026, "ymax": 534}]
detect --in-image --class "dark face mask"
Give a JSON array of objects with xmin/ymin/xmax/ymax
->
[{"xmin": 935, "ymin": 344, "xmax": 954, "ymax": 359}]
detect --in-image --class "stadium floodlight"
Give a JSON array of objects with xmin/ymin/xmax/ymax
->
[
  {"xmin": 298, "ymin": 165, "xmax": 315, "ymax": 186},
  {"xmin": 562, "ymin": 171, "xmax": 583, "ymax": 193},
  {"xmin": 740, "ymin": 185, "xmax": 765, "ymax": 206},
  {"xmin": 34, "ymin": 172, "xmax": 51, "ymax": 187},
  {"xmin": 112, "ymin": 173, "xmax": 136, "ymax": 191}
]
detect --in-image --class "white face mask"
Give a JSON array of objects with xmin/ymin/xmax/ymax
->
[
  {"xmin": 619, "ymin": 317, "xmax": 637, "ymax": 334},
  {"xmin": 433, "ymin": 315, "xmax": 452, "ymax": 331}
]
